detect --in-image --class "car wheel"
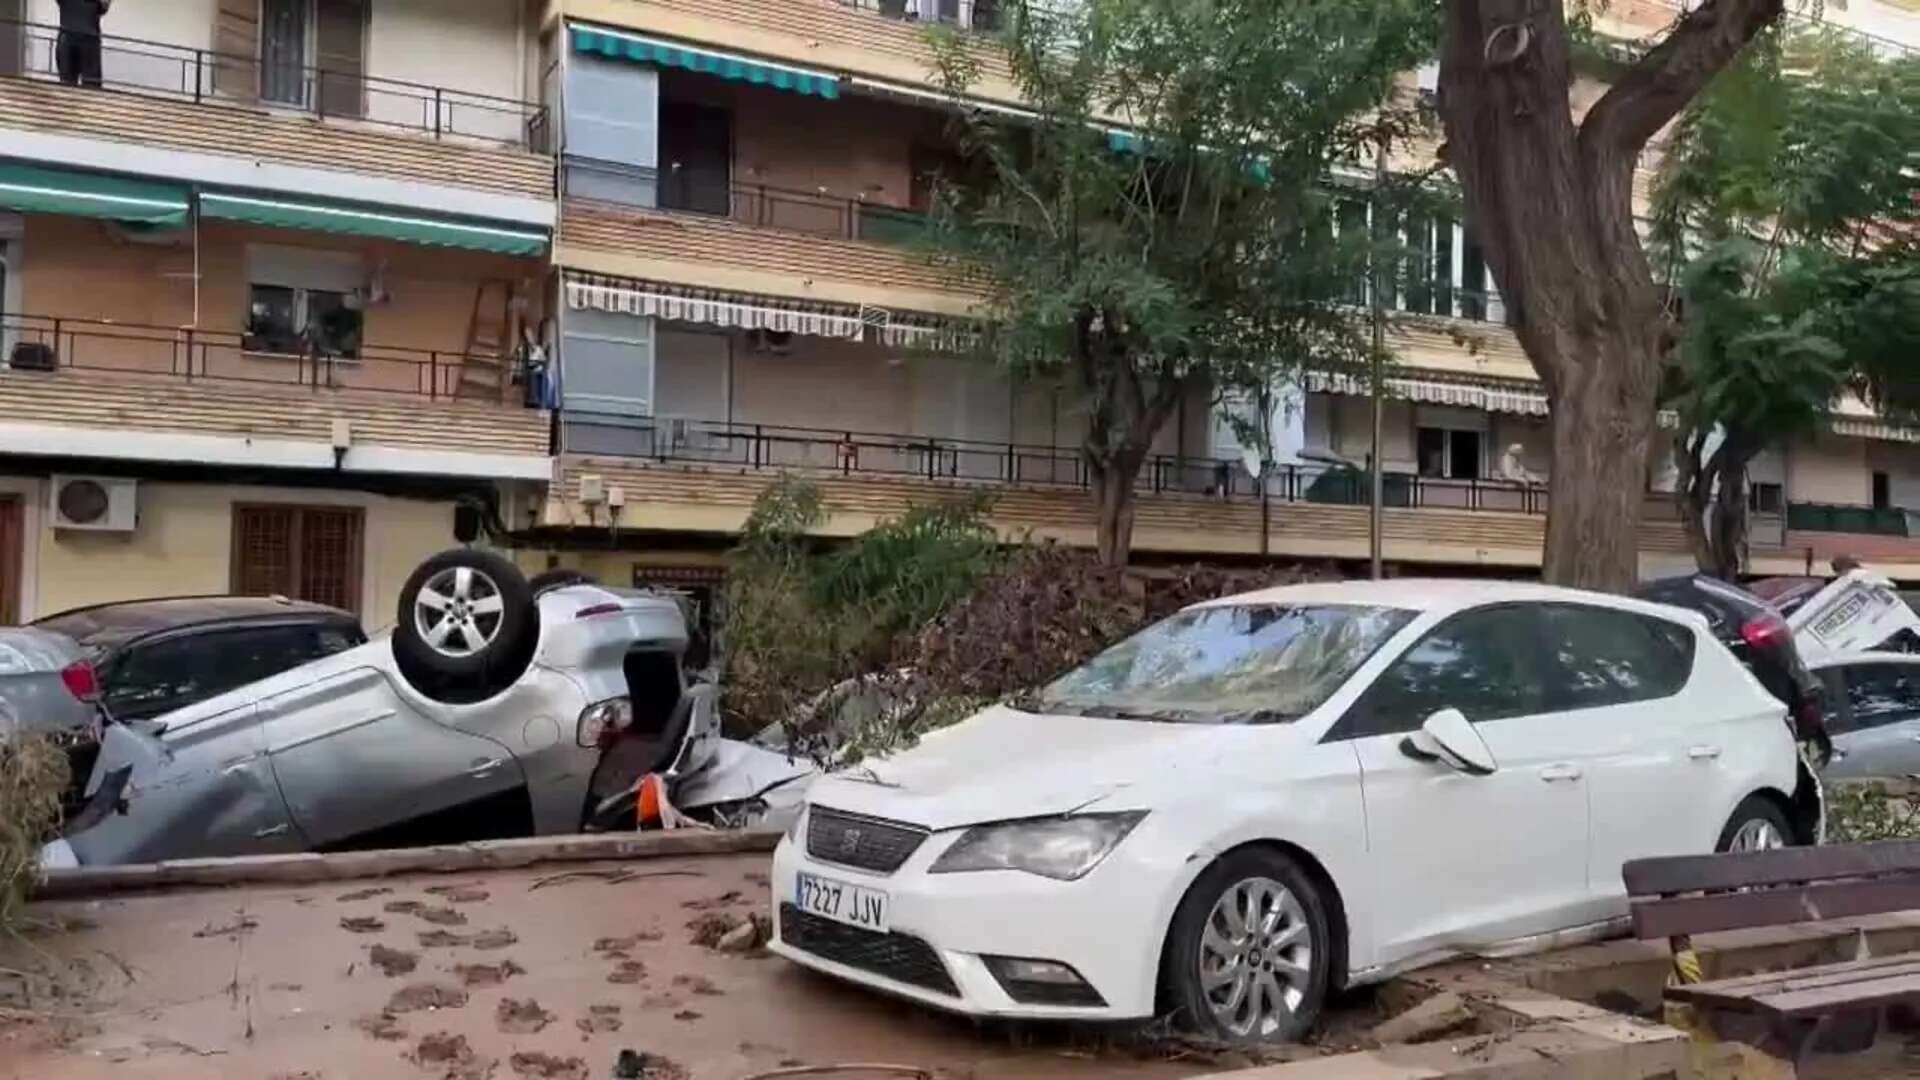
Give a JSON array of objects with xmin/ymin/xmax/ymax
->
[
  {"xmin": 1163, "ymin": 848, "xmax": 1332, "ymax": 1043},
  {"xmin": 1718, "ymin": 795, "xmax": 1797, "ymax": 853},
  {"xmin": 394, "ymin": 549, "xmax": 537, "ymax": 700}
]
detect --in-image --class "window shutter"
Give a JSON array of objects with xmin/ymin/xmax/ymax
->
[
  {"xmin": 232, "ymin": 506, "xmax": 296, "ymax": 598},
  {"xmin": 297, "ymin": 507, "xmax": 363, "ymax": 613},
  {"xmin": 213, "ymin": 0, "xmax": 261, "ymax": 101},
  {"xmin": 315, "ymin": 0, "xmax": 367, "ymax": 120}
]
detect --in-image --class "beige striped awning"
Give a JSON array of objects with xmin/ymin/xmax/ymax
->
[
  {"xmin": 562, "ymin": 272, "xmax": 970, "ymax": 349},
  {"xmin": 1303, "ymin": 370, "xmax": 1551, "ymax": 416}
]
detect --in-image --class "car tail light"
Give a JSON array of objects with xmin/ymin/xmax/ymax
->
[
  {"xmin": 576, "ymin": 697, "xmax": 634, "ymax": 747},
  {"xmin": 59, "ymin": 661, "xmax": 99, "ymax": 702},
  {"xmin": 1740, "ymin": 613, "xmax": 1792, "ymax": 651}
]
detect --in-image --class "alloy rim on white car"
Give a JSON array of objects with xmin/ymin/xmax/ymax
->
[
  {"xmin": 1199, "ymin": 876, "xmax": 1314, "ymax": 1038},
  {"xmin": 1728, "ymin": 818, "xmax": 1787, "ymax": 852},
  {"xmin": 414, "ymin": 566, "xmax": 507, "ymax": 658}
]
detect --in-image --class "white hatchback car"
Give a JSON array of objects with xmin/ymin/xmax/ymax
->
[{"xmin": 770, "ymin": 580, "xmax": 1806, "ymax": 1041}]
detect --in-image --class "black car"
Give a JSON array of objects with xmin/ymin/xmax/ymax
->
[
  {"xmin": 35, "ymin": 596, "xmax": 367, "ymax": 724},
  {"xmin": 1635, "ymin": 574, "xmax": 1831, "ymax": 755}
]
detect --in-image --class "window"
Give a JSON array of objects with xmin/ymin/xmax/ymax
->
[
  {"xmin": 260, "ymin": 0, "xmax": 365, "ymax": 115},
  {"xmin": 1037, "ymin": 604, "xmax": 1416, "ymax": 725},
  {"xmin": 658, "ymin": 101, "xmax": 732, "ymax": 217},
  {"xmin": 1839, "ymin": 663, "xmax": 1920, "ymax": 733},
  {"xmin": 1417, "ymin": 426, "xmax": 1482, "ymax": 480},
  {"xmin": 104, "ymin": 623, "xmax": 359, "ymax": 722},
  {"xmin": 1536, "ymin": 604, "xmax": 1694, "ymax": 710},
  {"xmin": 231, "ymin": 504, "xmax": 364, "ymax": 614},
  {"xmin": 1337, "ymin": 605, "xmax": 1547, "ymax": 739},
  {"xmin": 1460, "ymin": 231, "xmax": 1490, "ymax": 321},
  {"xmin": 1874, "ymin": 471, "xmax": 1892, "ymax": 511},
  {"xmin": 261, "ymin": 0, "xmax": 310, "ymax": 106},
  {"xmin": 244, "ymin": 245, "xmax": 364, "ymax": 359},
  {"xmin": 1750, "ymin": 482, "xmax": 1785, "ymax": 515}
]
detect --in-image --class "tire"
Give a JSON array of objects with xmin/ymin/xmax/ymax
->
[
  {"xmin": 529, "ymin": 569, "xmax": 599, "ymax": 593},
  {"xmin": 1163, "ymin": 847, "xmax": 1333, "ymax": 1043},
  {"xmin": 394, "ymin": 548, "xmax": 537, "ymax": 702},
  {"xmin": 1717, "ymin": 795, "xmax": 1797, "ymax": 853}
]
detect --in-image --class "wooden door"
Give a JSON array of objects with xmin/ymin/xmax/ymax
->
[{"xmin": 0, "ymin": 496, "xmax": 21, "ymax": 624}]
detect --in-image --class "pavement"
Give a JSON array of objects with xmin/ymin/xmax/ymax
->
[{"xmin": 0, "ymin": 853, "xmax": 1223, "ymax": 1080}]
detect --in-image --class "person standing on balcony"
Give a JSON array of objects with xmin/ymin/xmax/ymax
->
[{"xmin": 56, "ymin": 0, "xmax": 111, "ymax": 88}]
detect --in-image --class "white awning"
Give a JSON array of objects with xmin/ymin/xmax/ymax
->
[
  {"xmin": 1833, "ymin": 416, "xmax": 1920, "ymax": 444},
  {"xmin": 1304, "ymin": 371, "xmax": 1550, "ymax": 416},
  {"xmin": 565, "ymin": 277, "xmax": 865, "ymax": 340}
]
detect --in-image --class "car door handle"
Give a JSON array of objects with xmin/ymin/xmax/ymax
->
[
  {"xmin": 253, "ymin": 823, "xmax": 290, "ymax": 839},
  {"xmin": 1688, "ymin": 745, "xmax": 1723, "ymax": 761},
  {"xmin": 467, "ymin": 758, "xmax": 505, "ymax": 779},
  {"xmin": 1539, "ymin": 764, "xmax": 1582, "ymax": 782}
]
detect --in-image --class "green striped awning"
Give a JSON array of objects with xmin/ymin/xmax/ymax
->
[
  {"xmin": 0, "ymin": 162, "xmax": 189, "ymax": 227},
  {"xmin": 570, "ymin": 25, "xmax": 842, "ymax": 100},
  {"xmin": 198, "ymin": 193, "xmax": 549, "ymax": 256}
]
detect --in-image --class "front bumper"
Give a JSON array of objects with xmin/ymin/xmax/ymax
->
[{"xmin": 768, "ymin": 822, "xmax": 1174, "ymax": 1019}]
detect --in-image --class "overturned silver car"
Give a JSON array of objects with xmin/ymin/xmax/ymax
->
[{"xmin": 65, "ymin": 550, "xmax": 719, "ymax": 864}]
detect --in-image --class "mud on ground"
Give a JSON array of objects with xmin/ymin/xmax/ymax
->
[{"xmin": 0, "ymin": 854, "xmax": 1397, "ymax": 1079}]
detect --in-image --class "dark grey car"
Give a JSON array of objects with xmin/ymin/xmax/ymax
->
[{"xmin": 1810, "ymin": 652, "xmax": 1920, "ymax": 780}]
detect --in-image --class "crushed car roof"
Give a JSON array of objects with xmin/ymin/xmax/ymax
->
[{"xmin": 34, "ymin": 596, "xmax": 356, "ymax": 648}]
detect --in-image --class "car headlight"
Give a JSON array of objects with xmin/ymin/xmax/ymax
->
[
  {"xmin": 929, "ymin": 811, "xmax": 1147, "ymax": 881},
  {"xmin": 576, "ymin": 697, "xmax": 633, "ymax": 748}
]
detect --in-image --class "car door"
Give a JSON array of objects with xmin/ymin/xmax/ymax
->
[
  {"xmin": 1533, "ymin": 603, "xmax": 1709, "ymax": 914},
  {"xmin": 1823, "ymin": 661, "xmax": 1920, "ymax": 779},
  {"xmin": 262, "ymin": 665, "xmax": 531, "ymax": 850},
  {"xmin": 1329, "ymin": 604, "xmax": 1591, "ymax": 971}
]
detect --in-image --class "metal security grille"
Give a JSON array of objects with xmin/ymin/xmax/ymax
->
[
  {"xmin": 805, "ymin": 807, "xmax": 927, "ymax": 874},
  {"xmin": 232, "ymin": 504, "xmax": 364, "ymax": 614},
  {"xmin": 777, "ymin": 904, "xmax": 957, "ymax": 996}
]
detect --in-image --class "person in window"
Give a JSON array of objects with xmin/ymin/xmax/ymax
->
[
  {"xmin": 1496, "ymin": 442, "xmax": 1540, "ymax": 486},
  {"xmin": 56, "ymin": 0, "xmax": 111, "ymax": 88}
]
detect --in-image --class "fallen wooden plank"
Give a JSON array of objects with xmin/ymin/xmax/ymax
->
[
  {"xmin": 1758, "ymin": 972, "xmax": 1920, "ymax": 1019},
  {"xmin": 35, "ymin": 829, "xmax": 783, "ymax": 900},
  {"xmin": 1670, "ymin": 953, "xmax": 1920, "ymax": 1000}
]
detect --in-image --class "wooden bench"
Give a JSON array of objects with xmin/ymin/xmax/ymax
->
[{"xmin": 1624, "ymin": 840, "xmax": 1920, "ymax": 1075}]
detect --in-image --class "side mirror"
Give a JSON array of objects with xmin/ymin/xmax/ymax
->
[{"xmin": 1398, "ymin": 708, "xmax": 1497, "ymax": 776}]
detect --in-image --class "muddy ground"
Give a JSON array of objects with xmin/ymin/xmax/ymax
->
[{"xmin": 0, "ymin": 853, "xmax": 1395, "ymax": 1079}]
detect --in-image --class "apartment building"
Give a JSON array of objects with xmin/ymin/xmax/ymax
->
[
  {"xmin": 0, "ymin": 0, "xmax": 554, "ymax": 622},
  {"xmin": 0, "ymin": 0, "xmax": 1915, "ymax": 630}
]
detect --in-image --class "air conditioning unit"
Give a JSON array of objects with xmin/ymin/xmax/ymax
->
[{"xmin": 49, "ymin": 476, "xmax": 138, "ymax": 532}]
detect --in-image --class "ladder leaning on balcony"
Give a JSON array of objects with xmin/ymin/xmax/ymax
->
[{"xmin": 457, "ymin": 279, "xmax": 520, "ymax": 403}]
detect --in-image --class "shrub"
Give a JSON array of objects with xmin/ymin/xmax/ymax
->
[{"xmin": 0, "ymin": 733, "xmax": 69, "ymax": 930}]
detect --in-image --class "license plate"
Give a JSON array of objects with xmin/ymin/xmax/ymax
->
[
  {"xmin": 1814, "ymin": 591, "xmax": 1871, "ymax": 640},
  {"xmin": 794, "ymin": 871, "xmax": 889, "ymax": 933}
]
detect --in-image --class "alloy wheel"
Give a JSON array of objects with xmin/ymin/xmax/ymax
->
[
  {"xmin": 413, "ymin": 565, "xmax": 507, "ymax": 658},
  {"xmin": 1727, "ymin": 817, "xmax": 1787, "ymax": 853},
  {"xmin": 1197, "ymin": 875, "xmax": 1315, "ymax": 1038}
]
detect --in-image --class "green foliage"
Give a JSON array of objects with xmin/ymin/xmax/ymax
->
[
  {"xmin": 921, "ymin": 0, "xmax": 1438, "ymax": 561},
  {"xmin": 0, "ymin": 734, "xmax": 68, "ymax": 931},
  {"xmin": 720, "ymin": 479, "xmax": 1003, "ymax": 734},
  {"xmin": 1652, "ymin": 25, "xmax": 1920, "ymax": 575},
  {"xmin": 1826, "ymin": 781, "xmax": 1920, "ymax": 844}
]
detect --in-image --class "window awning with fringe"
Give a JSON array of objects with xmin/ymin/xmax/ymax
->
[{"xmin": 563, "ymin": 274, "xmax": 973, "ymax": 349}]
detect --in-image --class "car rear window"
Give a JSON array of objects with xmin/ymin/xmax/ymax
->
[{"xmin": 104, "ymin": 621, "xmax": 363, "ymax": 722}]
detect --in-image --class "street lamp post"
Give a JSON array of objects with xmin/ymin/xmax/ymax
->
[{"xmin": 1368, "ymin": 140, "xmax": 1387, "ymax": 581}]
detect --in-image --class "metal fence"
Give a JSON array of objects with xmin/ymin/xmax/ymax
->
[
  {"xmin": 0, "ymin": 18, "xmax": 548, "ymax": 151},
  {"xmin": 562, "ymin": 160, "xmax": 929, "ymax": 245},
  {"xmin": 1, "ymin": 312, "xmax": 538, "ymax": 405},
  {"xmin": 562, "ymin": 412, "xmax": 1550, "ymax": 513}
]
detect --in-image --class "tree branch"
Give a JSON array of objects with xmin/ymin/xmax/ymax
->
[{"xmin": 1579, "ymin": 0, "xmax": 1784, "ymax": 160}]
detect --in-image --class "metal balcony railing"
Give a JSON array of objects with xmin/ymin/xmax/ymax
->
[
  {"xmin": 562, "ymin": 160, "xmax": 931, "ymax": 245},
  {"xmin": 0, "ymin": 18, "xmax": 549, "ymax": 152},
  {"xmin": 1, "ymin": 312, "xmax": 544, "ymax": 407},
  {"xmin": 561, "ymin": 411, "xmax": 1551, "ymax": 514}
]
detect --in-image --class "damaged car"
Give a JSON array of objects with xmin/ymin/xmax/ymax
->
[
  {"xmin": 64, "ymin": 550, "xmax": 716, "ymax": 864},
  {"xmin": 772, "ymin": 580, "xmax": 1808, "ymax": 1042},
  {"xmin": 1749, "ymin": 568, "xmax": 1920, "ymax": 659}
]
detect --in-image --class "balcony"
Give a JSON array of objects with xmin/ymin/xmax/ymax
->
[
  {"xmin": 0, "ymin": 314, "xmax": 551, "ymax": 478},
  {"xmin": 0, "ymin": 18, "xmax": 552, "ymax": 203}
]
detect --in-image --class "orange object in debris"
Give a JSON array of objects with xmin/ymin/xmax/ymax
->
[{"xmin": 636, "ymin": 773, "xmax": 665, "ymax": 828}]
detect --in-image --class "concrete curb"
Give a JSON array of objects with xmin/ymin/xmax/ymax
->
[{"xmin": 35, "ymin": 828, "xmax": 784, "ymax": 899}]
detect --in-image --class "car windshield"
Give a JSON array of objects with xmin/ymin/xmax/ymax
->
[{"xmin": 1031, "ymin": 603, "xmax": 1415, "ymax": 724}]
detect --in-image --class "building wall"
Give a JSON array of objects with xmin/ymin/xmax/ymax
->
[
  {"xmin": 26, "ymin": 480, "xmax": 472, "ymax": 626},
  {"xmin": 17, "ymin": 215, "xmax": 543, "ymax": 394},
  {"xmin": 367, "ymin": 0, "xmax": 529, "ymax": 139},
  {"xmin": 1868, "ymin": 440, "xmax": 1920, "ymax": 509},
  {"xmin": 28, "ymin": 0, "xmax": 219, "ymax": 50},
  {"xmin": 1792, "ymin": 433, "xmax": 1872, "ymax": 507}
]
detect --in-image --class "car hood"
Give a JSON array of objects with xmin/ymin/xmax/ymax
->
[{"xmin": 803, "ymin": 704, "xmax": 1249, "ymax": 831}]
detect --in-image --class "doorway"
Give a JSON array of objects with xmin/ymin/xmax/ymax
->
[
  {"xmin": 658, "ymin": 101, "xmax": 732, "ymax": 217},
  {"xmin": 0, "ymin": 496, "xmax": 21, "ymax": 624}
]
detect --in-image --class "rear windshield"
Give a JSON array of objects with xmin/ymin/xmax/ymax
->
[{"xmin": 1033, "ymin": 604, "xmax": 1415, "ymax": 725}]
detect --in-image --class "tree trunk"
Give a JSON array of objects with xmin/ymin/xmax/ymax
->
[
  {"xmin": 1439, "ymin": 0, "xmax": 1784, "ymax": 592},
  {"xmin": 1708, "ymin": 464, "xmax": 1749, "ymax": 580},
  {"xmin": 1089, "ymin": 457, "xmax": 1138, "ymax": 568}
]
